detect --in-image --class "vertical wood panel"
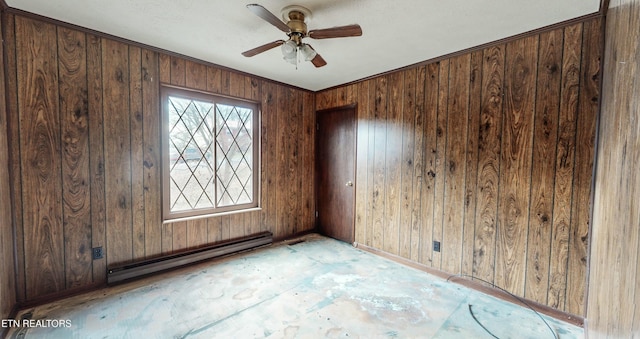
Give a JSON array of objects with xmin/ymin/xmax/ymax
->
[
  {"xmin": 399, "ymin": 69, "xmax": 416, "ymax": 259},
  {"xmin": 276, "ymin": 85, "xmax": 290, "ymax": 238},
  {"xmin": 442, "ymin": 54, "xmax": 470, "ymax": 274},
  {"xmin": 409, "ymin": 67, "xmax": 426, "ymax": 262},
  {"xmin": 261, "ymin": 81, "xmax": 277, "ymax": 233},
  {"xmin": 432, "ymin": 59, "xmax": 450, "ymax": 269},
  {"xmin": 129, "ymin": 46, "xmax": 146, "ymax": 260},
  {"xmin": 473, "ymin": 45, "xmax": 504, "ymax": 283},
  {"xmin": 525, "ymin": 29, "xmax": 562, "ymax": 304},
  {"xmin": 383, "ymin": 72, "xmax": 403, "ymax": 255},
  {"xmin": 185, "ymin": 60, "xmax": 207, "ymax": 91},
  {"xmin": 363, "ymin": 80, "xmax": 376, "ymax": 247},
  {"xmin": 301, "ymin": 90, "xmax": 315, "ymax": 234},
  {"xmin": 87, "ymin": 33, "xmax": 106, "ymax": 282},
  {"xmin": 420, "ymin": 63, "xmax": 440, "ymax": 266},
  {"xmin": 371, "ymin": 76, "xmax": 387, "ymax": 250},
  {"xmin": 567, "ymin": 18, "xmax": 602, "ymax": 315},
  {"xmin": 187, "ymin": 218, "xmax": 208, "ymax": 248},
  {"xmin": 102, "ymin": 39, "xmax": 133, "ymax": 266},
  {"xmin": 290, "ymin": 89, "xmax": 303, "ymax": 234},
  {"xmin": 587, "ymin": 1, "xmax": 639, "ymax": 335},
  {"xmin": 0, "ymin": 12, "xmax": 17, "ymax": 316},
  {"xmin": 549, "ymin": 23, "xmax": 582, "ymax": 310},
  {"xmin": 142, "ymin": 49, "xmax": 162, "ymax": 258},
  {"xmin": 3, "ymin": 13, "xmax": 27, "ymax": 302},
  {"xmin": 170, "ymin": 56, "xmax": 186, "ymax": 87},
  {"xmin": 16, "ymin": 17, "xmax": 65, "ymax": 299},
  {"xmin": 58, "ymin": 27, "xmax": 92, "ymax": 288},
  {"xmin": 461, "ymin": 50, "xmax": 483, "ymax": 276},
  {"xmin": 496, "ymin": 36, "xmax": 538, "ymax": 295},
  {"xmin": 355, "ymin": 80, "xmax": 370, "ymax": 245}
]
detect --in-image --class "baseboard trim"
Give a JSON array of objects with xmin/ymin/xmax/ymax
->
[{"xmin": 353, "ymin": 242, "xmax": 584, "ymax": 328}]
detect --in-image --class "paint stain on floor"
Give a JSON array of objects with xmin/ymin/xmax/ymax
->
[{"xmin": 7, "ymin": 234, "xmax": 584, "ymax": 338}]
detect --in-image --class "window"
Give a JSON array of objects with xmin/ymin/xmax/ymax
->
[{"xmin": 161, "ymin": 86, "xmax": 259, "ymax": 220}]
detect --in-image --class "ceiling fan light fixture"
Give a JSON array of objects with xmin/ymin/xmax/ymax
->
[
  {"xmin": 281, "ymin": 40, "xmax": 297, "ymax": 57},
  {"xmin": 299, "ymin": 44, "xmax": 317, "ymax": 61}
]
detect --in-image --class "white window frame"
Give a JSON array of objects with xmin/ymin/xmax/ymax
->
[{"xmin": 161, "ymin": 85, "xmax": 260, "ymax": 220}]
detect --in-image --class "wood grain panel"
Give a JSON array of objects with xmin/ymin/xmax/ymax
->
[
  {"xmin": 354, "ymin": 80, "xmax": 370, "ymax": 245},
  {"xmin": 371, "ymin": 76, "xmax": 388, "ymax": 250},
  {"xmin": 419, "ymin": 63, "xmax": 440, "ymax": 266},
  {"xmin": 142, "ymin": 49, "xmax": 162, "ymax": 259},
  {"xmin": 129, "ymin": 46, "xmax": 146, "ymax": 260},
  {"xmin": 525, "ymin": 29, "xmax": 562, "ymax": 305},
  {"xmin": 87, "ymin": 33, "xmax": 107, "ymax": 282},
  {"xmin": 383, "ymin": 72, "xmax": 403, "ymax": 255},
  {"xmin": 289, "ymin": 88, "xmax": 303, "ymax": 235},
  {"xmin": 442, "ymin": 54, "xmax": 470, "ymax": 274},
  {"xmin": 496, "ymin": 36, "xmax": 537, "ymax": 295},
  {"xmin": 337, "ymin": 18, "xmax": 600, "ymax": 315},
  {"xmin": 185, "ymin": 60, "xmax": 207, "ymax": 91},
  {"xmin": 461, "ymin": 50, "xmax": 483, "ymax": 276},
  {"xmin": 409, "ymin": 67, "xmax": 426, "ymax": 262},
  {"xmin": 473, "ymin": 45, "xmax": 504, "ymax": 284},
  {"xmin": 0, "ymin": 11, "xmax": 17, "ymax": 319},
  {"xmin": 170, "ymin": 56, "xmax": 186, "ymax": 87},
  {"xmin": 102, "ymin": 38, "xmax": 133, "ymax": 266},
  {"xmin": 432, "ymin": 59, "xmax": 450, "ymax": 270},
  {"xmin": 567, "ymin": 18, "xmax": 602, "ymax": 316},
  {"xmin": 301, "ymin": 90, "xmax": 315, "ymax": 236},
  {"xmin": 548, "ymin": 23, "xmax": 582, "ymax": 310},
  {"xmin": 58, "ymin": 27, "xmax": 92, "ymax": 288},
  {"xmin": 16, "ymin": 16, "xmax": 65, "ymax": 299},
  {"xmin": 399, "ymin": 69, "xmax": 416, "ymax": 259},
  {"xmin": 587, "ymin": 1, "xmax": 640, "ymax": 335},
  {"xmin": 159, "ymin": 54, "xmax": 171, "ymax": 84},
  {"xmin": 260, "ymin": 81, "xmax": 277, "ymax": 233},
  {"xmin": 363, "ymin": 80, "xmax": 377, "ymax": 247},
  {"xmin": 3, "ymin": 13, "xmax": 27, "ymax": 303}
]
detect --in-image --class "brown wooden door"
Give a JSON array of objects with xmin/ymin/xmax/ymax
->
[{"xmin": 316, "ymin": 106, "xmax": 356, "ymax": 243}]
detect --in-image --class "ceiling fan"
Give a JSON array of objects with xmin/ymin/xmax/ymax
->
[{"xmin": 242, "ymin": 4, "xmax": 363, "ymax": 68}]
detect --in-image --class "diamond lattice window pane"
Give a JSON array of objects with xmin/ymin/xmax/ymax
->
[
  {"xmin": 215, "ymin": 104, "xmax": 254, "ymax": 207},
  {"xmin": 167, "ymin": 96, "xmax": 215, "ymax": 212}
]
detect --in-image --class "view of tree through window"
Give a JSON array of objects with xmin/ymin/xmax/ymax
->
[{"xmin": 163, "ymin": 87, "xmax": 258, "ymax": 219}]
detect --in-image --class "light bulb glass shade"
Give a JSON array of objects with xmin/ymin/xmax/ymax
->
[
  {"xmin": 281, "ymin": 40, "xmax": 297, "ymax": 58},
  {"xmin": 299, "ymin": 44, "xmax": 317, "ymax": 61},
  {"xmin": 283, "ymin": 54, "xmax": 297, "ymax": 65}
]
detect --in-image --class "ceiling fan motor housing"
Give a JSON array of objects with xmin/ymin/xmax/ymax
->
[{"xmin": 287, "ymin": 11, "xmax": 307, "ymax": 44}]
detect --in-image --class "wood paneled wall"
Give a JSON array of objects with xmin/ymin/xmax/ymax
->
[
  {"xmin": 0, "ymin": 11, "xmax": 17, "ymax": 322},
  {"xmin": 587, "ymin": 0, "xmax": 640, "ymax": 336},
  {"xmin": 317, "ymin": 17, "xmax": 603, "ymax": 316},
  {"xmin": 3, "ymin": 13, "xmax": 315, "ymax": 303}
]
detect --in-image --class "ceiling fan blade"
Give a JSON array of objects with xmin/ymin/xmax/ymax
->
[
  {"xmin": 246, "ymin": 4, "xmax": 290, "ymax": 33},
  {"xmin": 308, "ymin": 24, "xmax": 362, "ymax": 39},
  {"xmin": 306, "ymin": 46, "xmax": 327, "ymax": 67},
  {"xmin": 242, "ymin": 40, "xmax": 285, "ymax": 57}
]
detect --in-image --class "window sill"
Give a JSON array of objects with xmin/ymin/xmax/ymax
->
[{"xmin": 163, "ymin": 207, "xmax": 262, "ymax": 224}]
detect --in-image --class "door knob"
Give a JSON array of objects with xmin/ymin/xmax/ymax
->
[{"xmin": 346, "ymin": 181, "xmax": 353, "ymax": 187}]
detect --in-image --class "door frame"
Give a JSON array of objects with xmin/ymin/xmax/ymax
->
[{"xmin": 314, "ymin": 104, "xmax": 358, "ymax": 243}]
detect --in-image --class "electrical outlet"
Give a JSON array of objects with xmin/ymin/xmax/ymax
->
[
  {"xmin": 92, "ymin": 247, "xmax": 103, "ymax": 260},
  {"xmin": 433, "ymin": 241, "xmax": 441, "ymax": 252}
]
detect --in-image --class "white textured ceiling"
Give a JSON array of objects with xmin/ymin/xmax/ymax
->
[{"xmin": 7, "ymin": 0, "xmax": 600, "ymax": 91}]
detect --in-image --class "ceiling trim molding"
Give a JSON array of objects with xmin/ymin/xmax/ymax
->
[
  {"xmin": 321, "ymin": 11, "xmax": 604, "ymax": 93},
  {"xmin": 2, "ymin": 6, "xmax": 314, "ymax": 93}
]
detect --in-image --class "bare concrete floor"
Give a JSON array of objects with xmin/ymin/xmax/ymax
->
[{"xmin": 7, "ymin": 234, "xmax": 583, "ymax": 338}]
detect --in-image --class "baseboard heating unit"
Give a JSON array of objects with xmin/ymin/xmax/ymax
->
[{"xmin": 107, "ymin": 231, "xmax": 273, "ymax": 285}]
